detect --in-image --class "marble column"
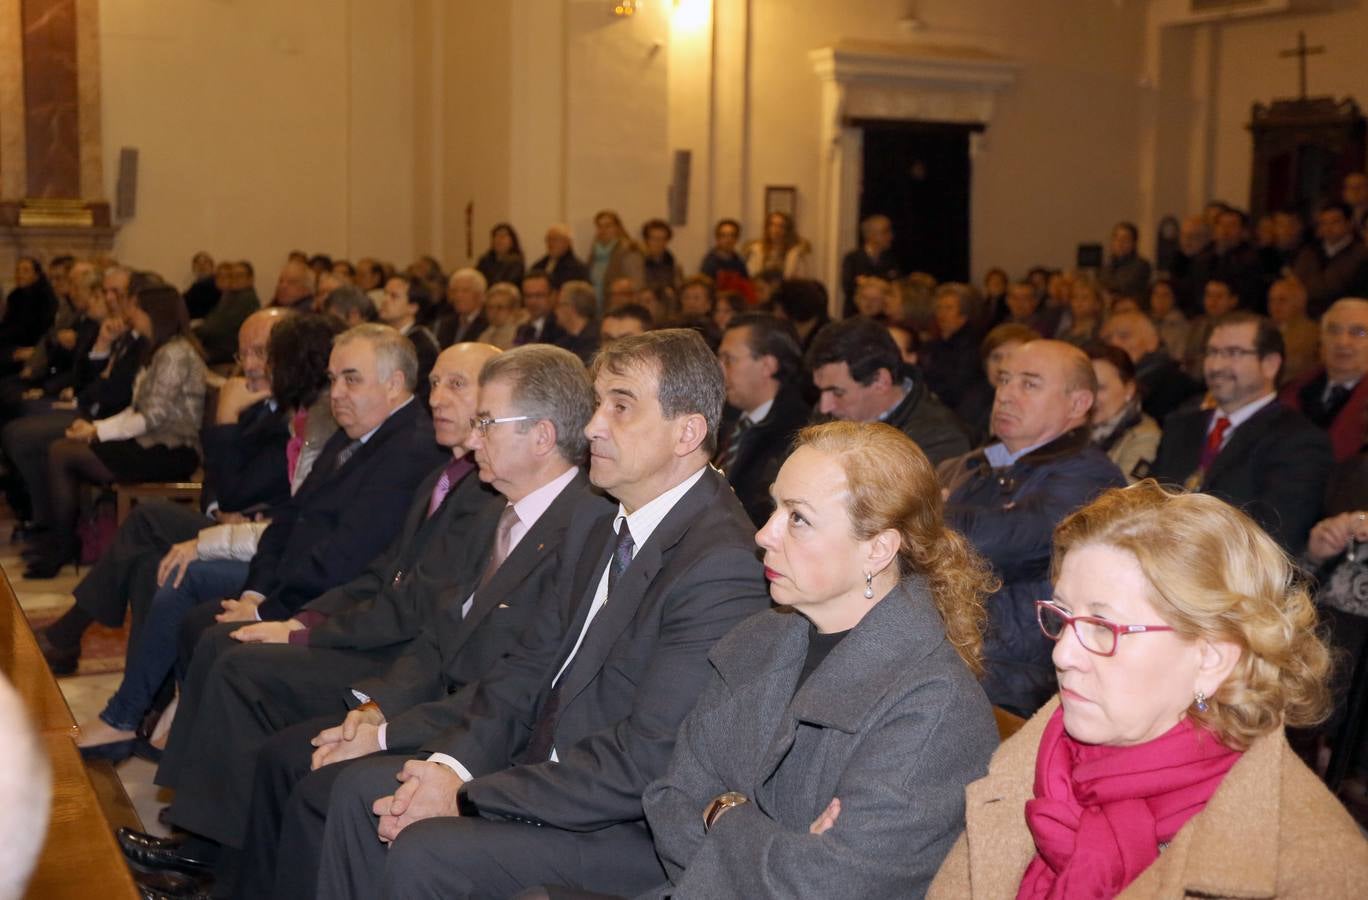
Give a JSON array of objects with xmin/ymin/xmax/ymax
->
[{"xmin": 22, "ymin": 0, "xmax": 81, "ymax": 198}]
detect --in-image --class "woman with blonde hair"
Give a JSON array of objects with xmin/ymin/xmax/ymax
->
[
  {"xmin": 931, "ymin": 480, "xmax": 1367, "ymax": 899},
  {"xmin": 744, "ymin": 211, "xmax": 811, "ymax": 279},
  {"xmin": 640, "ymin": 421, "xmax": 999, "ymax": 898}
]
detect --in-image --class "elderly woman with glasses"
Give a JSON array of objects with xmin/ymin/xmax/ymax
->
[{"xmin": 930, "ymin": 480, "xmax": 1368, "ymax": 899}]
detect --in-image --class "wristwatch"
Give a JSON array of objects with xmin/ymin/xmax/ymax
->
[{"xmin": 703, "ymin": 792, "xmax": 749, "ymax": 831}]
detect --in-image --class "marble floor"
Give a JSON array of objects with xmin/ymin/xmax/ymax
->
[{"xmin": 4, "ymin": 534, "xmax": 172, "ymax": 837}]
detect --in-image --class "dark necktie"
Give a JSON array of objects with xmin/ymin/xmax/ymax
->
[
  {"xmin": 714, "ymin": 416, "xmax": 752, "ymax": 473},
  {"xmin": 1320, "ymin": 383, "xmax": 1352, "ymax": 427},
  {"xmin": 523, "ymin": 518, "xmax": 635, "ymax": 763}
]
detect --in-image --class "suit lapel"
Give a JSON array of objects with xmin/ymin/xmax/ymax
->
[{"xmin": 1206, "ymin": 403, "xmax": 1278, "ymax": 483}]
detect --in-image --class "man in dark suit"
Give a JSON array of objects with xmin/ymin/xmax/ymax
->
[
  {"xmin": 1293, "ymin": 203, "xmax": 1368, "ymax": 318},
  {"xmin": 36, "ymin": 308, "xmax": 292, "ymax": 674},
  {"xmin": 714, "ymin": 313, "xmax": 809, "ymax": 526},
  {"xmin": 1099, "ymin": 310, "xmax": 1201, "ymax": 422},
  {"xmin": 514, "ymin": 271, "xmax": 567, "ymax": 347},
  {"xmin": 1281, "ymin": 298, "xmax": 1368, "ymax": 463},
  {"xmin": 1152, "ymin": 312, "xmax": 1332, "ymax": 555},
  {"xmin": 435, "ymin": 268, "xmax": 489, "ymax": 348},
  {"xmin": 298, "ymin": 330, "xmax": 768, "ymax": 899},
  {"xmin": 839, "ymin": 214, "xmax": 901, "ymax": 315},
  {"xmin": 552, "ymin": 280, "xmax": 601, "ymax": 364},
  {"xmin": 377, "ymin": 275, "xmax": 440, "ymax": 403}
]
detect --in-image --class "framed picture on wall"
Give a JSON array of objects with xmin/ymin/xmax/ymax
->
[{"xmin": 764, "ymin": 185, "xmax": 797, "ymax": 218}]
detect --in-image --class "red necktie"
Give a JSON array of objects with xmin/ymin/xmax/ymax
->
[{"xmin": 1199, "ymin": 416, "xmax": 1231, "ymax": 471}]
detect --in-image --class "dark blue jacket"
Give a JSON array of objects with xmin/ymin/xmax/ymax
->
[{"xmin": 939, "ymin": 428, "xmax": 1125, "ymax": 716}]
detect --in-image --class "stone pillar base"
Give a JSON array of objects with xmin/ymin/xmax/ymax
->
[{"xmin": 0, "ymin": 223, "xmax": 119, "ymax": 280}]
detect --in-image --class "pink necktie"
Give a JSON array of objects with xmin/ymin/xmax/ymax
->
[{"xmin": 427, "ymin": 459, "xmax": 466, "ymax": 517}]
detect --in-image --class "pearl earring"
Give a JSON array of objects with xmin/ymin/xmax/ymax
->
[
  {"xmin": 1193, "ymin": 690, "xmax": 1209, "ymax": 713},
  {"xmin": 864, "ymin": 572, "xmax": 874, "ymax": 599}
]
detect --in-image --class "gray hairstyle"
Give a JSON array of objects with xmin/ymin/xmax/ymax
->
[
  {"xmin": 935, "ymin": 282, "xmax": 978, "ymax": 319},
  {"xmin": 486, "ymin": 282, "xmax": 522, "ymax": 307},
  {"xmin": 324, "ymin": 285, "xmax": 376, "ymax": 322},
  {"xmin": 335, "ymin": 322, "xmax": 419, "ymax": 391},
  {"xmin": 479, "ymin": 344, "xmax": 593, "ymax": 464},
  {"xmin": 591, "ymin": 328, "xmax": 725, "ymax": 455},
  {"xmin": 559, "ymin": 280, "xmax": 598, "ymax": 320},
  {"xmin": 450, "ymin": 267, "xmax": 488, "ymax": 293}
]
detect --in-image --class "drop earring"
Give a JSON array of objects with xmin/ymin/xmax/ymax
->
[
  {"xmin": 1193, "ymin": 690, "xmax": 1209, "ymax": 713},
  {"xmin": 864, "ymin": 572, "xmax": 874, "ymax": 599}
]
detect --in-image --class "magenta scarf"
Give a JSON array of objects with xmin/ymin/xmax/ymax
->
[{"xmin": 1016, "ymin": 707, "xmax": 1241, "ymax": 900}]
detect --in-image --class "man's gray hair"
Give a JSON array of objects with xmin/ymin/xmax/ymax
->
[
  {"xmin": 935, "ymin": 282, "xmax": 977, "ymax": 319},
  {"xmin": 560, "ymin": 280, "xmax": 597, "ymax": 320},
  {"xmin": 324, "ymin": 285, "xmax": 376, "ymax": 323},
  {"xmin": 449, "ymin": 267, "xmax": 488, "ymax": 293},
  {"xmin": 591, "ymin": 328, "xmax": 725, "ymax": 455},
  {"xmin": 480, "ymin": 345, "xmax": 593, "ymax": 464},
  {"xmin": 335, "ymin": 322, "xmax": 419, "ymax": 391},
  {"xmin": 486, "ymin": 282, "xmax": 522, "ymax": 308}
]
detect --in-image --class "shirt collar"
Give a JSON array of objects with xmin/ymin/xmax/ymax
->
[
  {"xmin": 984, "ymin": 438, "xmax": 1052, "ymax": 468},
  {"xmin": 745, "ymin": 396, "xmax": 776, "ymax": 424},
  {"xmin": 876, "ymin": 378, "xmax": 913, "ymax": 422},
  {"xmin": 1325, "ymin": 235, "xmax": 1354, "ymax": 256},
  {"xmin": 358, "ymin": 395, "xmax": 414, "ymax": 444},
  {"xmin": 509, "ymin": 466, "xmax": 578, "ymax": 532},
  {"xmin": 1213, "ymin": 391, "xmax": 1277, "ymax": 430},
  {"xmin": 615, "ymin": 465, "xmax": 708, "ymax": 548}
]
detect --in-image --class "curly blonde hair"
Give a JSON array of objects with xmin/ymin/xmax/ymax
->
[
  {"xmin": 795, "ymin": 422, "xmax": 998, "ymax": 676},
  {"xmin": 1052, "ymin": 480, "xmax": 1331, "ymax": 749}
]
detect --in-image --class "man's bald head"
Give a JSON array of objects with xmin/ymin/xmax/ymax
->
[
  {"xmin": 991, "ymin": 339, "xmax": 1096, "ymax": 453},
  {"xmin": 237, "ymin": 308, "xmax": 291, "ymax": 390},
  {"xmin": 429, "ymin": 342, "xmax": 503, "ymax": 452},
  {"xmin": 1099, "ymin": 310, "xmax": 1160, "ymax": 364}
]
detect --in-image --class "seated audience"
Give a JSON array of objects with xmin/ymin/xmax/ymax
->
[
  {"xmin": 924, "ymin": 283, "xmax": 988, "ymax": 418},
  {"xmin": 1148, "ymin": 278, "xmax": 1190, "ymax": 361},
  {"xmin": 853, "ymin": 276, "xmax": 894, "ymax": 321},
  {"xmin": 1098, "ymin": 221, "xmax": 1152, "ymax": 302},
  {"xmin": 513, "ymin": 272, "xmax": 565, "ymax": 347},
  {"xmin": 586, "ymin": 211, "xmax": 643, "ymax": 305},
  {"xmin": 677, "ymin": 275, "xmax": 715, "ymax": 322},
  {"xmin": 0, "ymin": 256, "xmax": 59, "ymax": 374},
  {"xmin": 1, "ymin": 260, "xmax": 103, "ymax": 425},
  {"xmin": 475, "ymin": 223, "xmax": 525, "ymax": 289},
  {"xmin": 183, "ymin": 251, "xmax": 218, "ymax": 319},
  {"xmin": 287, "ymin": 330, "xmax": 767, "ymax": 899},
  {"xmin": 194, "ymin": 262, "xmax": 261, "ymax": 366},
  {"xmin": 601, "ymin": 303, "xmax": 653, "ymax": 344},
  {"xmin": 1005, "ymin": 278, "xmax": 1056, "ymax": 336},
  {"xmin": 1153, "ymin": 312, "xmax": 1332, "ymax": 555},
  {"xmin": 979, "ymin": 267, "xmax": 1009, "ymax": 329},
  {"xmin": 322, "ymin": 284, "xmax": 377, "ymax": 328},
  {"xmin": 939, "ymin": 339, "xmax": 1125, "ymax": 715},
  {"xmin": 268, "ymin": 258, "xmax": 316, "ymax": 313},
  {"xmin": 714, "ymin": 313, "xmax": 809, "ymax": 527},
  {"xmin": 699, "ymin": 218, "xmax": 749, "ymax": 286},
  {"xmin": 1182, "ymin": 277, "xmax": 1241, "ymax": 380},
  {"xmin": 35, "ymin": 309, "xmax": 298, "ymax": 675},
  {"xmin": 809, "ymin": 316, "xmax": 969, "ymax": 466},
  {"xmin": 435, "ymin": 268, "xmax": 488, "ymax": 348},
  {"xmin": 641, "ymin": 218, "xmax": 683, "ymax": 300},
  {"xmin": 959, "ymin": 323, "xmax": 1038, "ymax": 443},
  {"xmin": 1280, "ymin": 297, "xmax": 1368, "ymax": 462},
  {"xmin": 930, "ymin": 482, "xmax": 1368, "ymax": 899},
  {"xmin": 746, "ymin": 211, "xmax": 811, "ymax": 279},
  {"xmin": 1267, "ymin": 276, "xmax": 1320, "ymax": 384},
  {"xmin": 840, "ymin": 214, "xmax": 900, "ymax": 312},
  {"xmin": 606, "ymin": 276, "xmax": 639, "ymax": 311},
  {"xmin": 28, "ymin": 285, "xmax": 207, "ymax": 578},
  {"xmin": 476, "ymin": 282, "xmax": 523, "ymax": 350},
  {"xmin": 376, "ymin": 275, "xmax": 439, "ymax": 401},
  {"xmin": 1086, "ymin": 342, "xmax": 1161, "ymax": 482},
  {"xmin": 1099, "ymin": 309, "xmax": 1201, "ymax": 422},
  {"xmin": 1054, "ymin": 276, "xmax": 1104, "ymax": 346},
  {"xmin": 641, "ymin": 422, "xmax": 998, "ymax": 897},
  {"xmin": 772, "ymin": 279, "xmax": 830, "ymax": 354},
  {"xmin": 530, "ymin": 223, "xmax": 592, "ymax": 290},
  {"xmin": 552, "ymin": 279, "xmax": 600, "ymax": 363},
  {"xmin": 1293, "ymin": 202, "xmax": 1368, "ymax": 318},
  {"xmin": 710, "ymin": 290, "xmax": 746, "ymax": 333},
  {"xmin": 1205, "ymin": 206, "xmax": 1265, "ymax": 312}
]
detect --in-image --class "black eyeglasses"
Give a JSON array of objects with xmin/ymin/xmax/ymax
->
[{"xmin": 1035, "ymin": 601, "xmax": 1174, "ymax": 657}]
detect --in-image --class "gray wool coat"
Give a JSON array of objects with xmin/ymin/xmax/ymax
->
[{"xmin": 640, "ymin": 576, "xmax": 999, "ymax": 899}]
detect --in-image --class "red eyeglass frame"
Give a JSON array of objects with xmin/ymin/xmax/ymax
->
[{"xmin": 1034, "ymin": 600, "xmax": 1175, "ymax": 657}]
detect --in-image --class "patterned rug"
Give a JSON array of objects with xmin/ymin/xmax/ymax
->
[{"xmin": 23, "ymin": 609, "xmax": 129, "ymax": 677}]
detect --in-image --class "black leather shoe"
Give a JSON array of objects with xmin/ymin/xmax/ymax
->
[
  {"xmin": 33, "ymin": 630, "xmax": 79, "ymax": 676},
  {"xmin": 80, "ymin": 738, "xmax": 138, "ymax": 763},
  {"xmin": 118, "ymin": 828, "xmax": 216, "ymax": 876},
  {"xmin": 133, "ymin": 867, "xmax": 212, "ymax": 900}
]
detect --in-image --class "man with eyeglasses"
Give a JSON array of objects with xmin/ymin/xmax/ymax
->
[
  {"xmin": 1281, "ymin": 297, "xmax": 1368, "ymax": 462},
  {"xmin": 1152, "ymin": 311, "xmax": 1331, "ymax": 554}
]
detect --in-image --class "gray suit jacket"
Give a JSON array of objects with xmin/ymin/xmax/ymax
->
[
  {"xmin": 420, "ymin": 466, "xmax": 771, "ymax": 833},
  {"xmin": 642, "ymin": 577, "xmax": 999, "ymax": 899}
]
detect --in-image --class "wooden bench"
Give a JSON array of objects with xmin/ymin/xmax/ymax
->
[
  {"xmin": 114, "ymin": 477, "xmax": 203, "ymax": 526},
  {"xmin": 0, "ymin": 573, "xmax": 139, "ymax": 900}
]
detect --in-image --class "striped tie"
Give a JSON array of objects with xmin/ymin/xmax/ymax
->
[{"xmin": 716, "ymin": 416, "xmax": 751, "ymax": 473}]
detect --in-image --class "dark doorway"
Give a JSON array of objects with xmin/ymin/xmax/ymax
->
[{"xmin": 857, "ymin": 119, "xmax": 978, "ymax": 285}]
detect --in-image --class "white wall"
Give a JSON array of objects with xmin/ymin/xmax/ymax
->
[{"xmin": 99, "ymin": 0, "xmax": 415, "ymax": 291}]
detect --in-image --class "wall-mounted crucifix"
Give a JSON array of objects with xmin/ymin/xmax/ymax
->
[{"xmin": 1279, "ymin": 31, "xmax": 1325, "ymax": 101}]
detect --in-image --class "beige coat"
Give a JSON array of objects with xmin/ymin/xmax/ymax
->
[
  {"xmin": 1108, "ymin": 414, "xmax": 1161, "ymax": 484},
  {"xmin": 929, "ymin": 698, "xmax": 1368, "ymax": 899}
]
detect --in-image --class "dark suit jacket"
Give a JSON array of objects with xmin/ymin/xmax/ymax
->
[
  {"xmin": 555, "ymin": 327, "xmax": 600, "ymax": 365},
  {"xmin": 1135, "ymin": 350, "xmax": 1201, "ymax": 423},
  {"xmin": 529, "ymin": 253, "xmax": 591, "ymax": 289},
  {"xmin": 199, "ymin": 398, "xmax": 291, "ymax": 515},
  {"xmin": 406, "ymin": 325, "xmax": 440, "ymax": 404},
  {"xmin": 514, "ymin": 315, "xmax": 567, "ymax": 348},
  {"xmin": 1280, "ymin": 368, "xmax": 1368, "ymax": 464},
  {"xmin": 1151, "ymin": 401, "xmax": 1332, "ymax": 554},
  {"xmin": 297, "ymin": 459, "xmax": 498, "ymax": 651},
  {"xmin": 245, "ymin": 397, "xmax": 448, "ymax": 619},
  {"xmin": 718, "ymin": 386, "xmax": 810, "ymax": 527},
  {"xmin": 358, "ymin": 472, "xmax": 606, "ymax": 720},
  {"xmin": 436, "ymin": 310, "xmax": 489, "ymax": 349},
  {"xmin": 399, "ymin": 467, "xmax": 770, "ymax": 832}
]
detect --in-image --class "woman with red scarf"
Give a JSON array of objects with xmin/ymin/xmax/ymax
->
[{"xmin": 930, "ymin": 480, "xmax": 1368, "ymax": 899}]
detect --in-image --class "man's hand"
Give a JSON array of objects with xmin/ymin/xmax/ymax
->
[
  {"xmin": 215, "ymin": 595, "xmax": 262, "ymax": 622},
  {"xmin": 215, "ymin": 376, "xmax": 271, "ymax": 425},
  {"xmin": 809, "ymin": 797, "xmax": 841, "ymax": 835},
  {"xmin": 156, "ymin": 538, "xmax": 199, "ymax": 588},
  {"xmin": 94, "ymin": 317, "xmax": 126, "ymax": 354},
  {"xmin": 373, "ymin": 761, "xmax": 464, "ymax": 843},
  {"xmin": 231, "ymin": 619, "xmax": 304, "ymax": 644},
  {"xmin": 64, "ymin": 419, "xmax": 97, "ymax": 443},
  {"xmin": 55, "ymin": 328, "xmax": 77, "ymax": 351},
  {"xmin": 309, "ymin": 712, "xmax": 383, "ymax": 770},
  {"xmin": 57, "ymin": 386, "xmax": 75, "ymax": 402}
]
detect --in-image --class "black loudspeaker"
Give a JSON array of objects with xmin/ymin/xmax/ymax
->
[
  {"xmin": 1075, "ymin": 242, "xmax": 1103, "ymax": 270},
  {"xmin": 668, "ymin": 149, "xmax": 691, "ymax": 226},
  {"xmin": 116, "ymin": 147, "xmax": 138, "ymax": 221}
]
